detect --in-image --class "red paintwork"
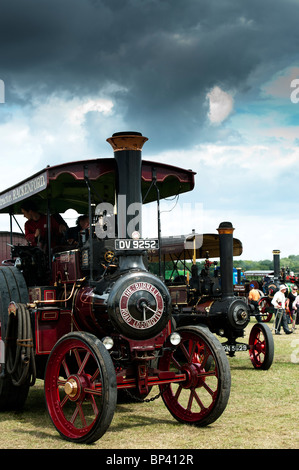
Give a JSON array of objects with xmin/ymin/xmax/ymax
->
[
  {"xmin": 52, "ymin": 250, "xmax": 82, "ymax": 284},
  {"xmin": 34, "ymin": 308, "xmax": 75, "ymax": 355}
]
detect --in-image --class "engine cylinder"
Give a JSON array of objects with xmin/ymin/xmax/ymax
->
[{"xmin": 209, "ymin": 298, "xmax": 250, "ymax": 331}]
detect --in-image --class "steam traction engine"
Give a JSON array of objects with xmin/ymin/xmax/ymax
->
[
  {"xmin": 0, "ymin": 132, "xmax": 231, "ymax": 444},
  {"xmin": 149, "ymin": 225, "xmax": 274, "ymax": 370}
]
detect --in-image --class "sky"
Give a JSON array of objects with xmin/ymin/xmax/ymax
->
[{"xmin": 0, "ymin": 0, "xmax": 299, "ymax": 261}]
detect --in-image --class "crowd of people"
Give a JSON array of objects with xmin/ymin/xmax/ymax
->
[
  {"xmin": 247, "ymin": 279, "xmax": 297, "ymax": 335},
  {"xmin": 271, "ymin": 284, "xmax": 295, "ymax": 335}
]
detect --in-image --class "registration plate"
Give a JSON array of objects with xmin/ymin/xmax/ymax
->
[
  {"xmin": 115, "ymin": 239, "xmax": 159, "ymax": 250},
  {"xmin": 222, "ymin": 343, "xmax": 248, "ymax": 352}
]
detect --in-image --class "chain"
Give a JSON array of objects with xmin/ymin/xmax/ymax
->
[{"xmin": 124, "ymin": 388, "xmax": 162, "ymax": 403}]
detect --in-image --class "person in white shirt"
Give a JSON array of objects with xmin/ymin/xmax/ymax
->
[
  {"xmin": 271, "ymin": 284, "xmax": 292, "ymax": 335},
  {"xmin": 292, "ymin": 292, "xmax": 299, "ymax": 332}
]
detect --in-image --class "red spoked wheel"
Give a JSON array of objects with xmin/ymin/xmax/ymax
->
[
  {"xmin": 258, "ymin": 297, "xmax": 273, "ymax": 322},
  {"xmin": 44, "ymin": 332, "xmax": 117, "ymax": 444},
  {"xmin": 249, "ymin": 323, "xmax": 274, "ymax": 370},
  {"xmin": 158, "ymin": 325, "xmax": 231, "ymax": 427}
]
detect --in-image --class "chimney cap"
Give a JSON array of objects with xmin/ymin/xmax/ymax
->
[
  {"xmin": 217, "ymin": 221, "xmax": 234, "ymax": 234},
  {"xmin": 107, "ymin": 131, "xmax": 148, "ymax": 151},
  {"xmin": 112, "ymin": 131, "xmax": 143, "ymax": 137}
]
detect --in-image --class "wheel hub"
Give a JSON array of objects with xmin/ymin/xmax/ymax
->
[
  {"xmin": 64, "ymin": 377, "xmax": 80, "ymax": 400},
  {"xmin": 181, "ymin": 363, "xmax": 205, "ymax": 389},
  {"xmin": 238, "ymin": 310, "xmax": 248, "ymax": 320}
]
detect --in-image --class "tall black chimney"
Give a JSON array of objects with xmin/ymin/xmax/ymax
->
[
  {"xmin": 106, "ymin": 132, "xmax": 148, "ymax": 272},
  {"xmin": 272, "ymin": 249, "xmax": 280, "ymax": 282},
  {"xmin": 217, "ymin": 221, "xmax": 234, "ymax": 299},
  {"xmin": 106, "ymin": 131, "xmax": 148, "ymax": 239}
]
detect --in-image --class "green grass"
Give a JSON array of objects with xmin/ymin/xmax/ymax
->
[{"xmin": 0, "ymin": 321, "xmax": 298, "ymax": 450}]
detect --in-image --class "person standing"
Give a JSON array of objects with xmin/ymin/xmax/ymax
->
[
  {"xmin": 291, "ymin": 288, "xmax": 299, "ymax": 332},
  {"xmin": 271, "ymin": 284, "xmax": 292, "ymax": 335},
  {"xmin": 286, "ymin": 285, "xmax": 297, "ymax": 332},
  {"xmin": 248, "ymin": 283, "xmax": 262, "ymax": 322}
]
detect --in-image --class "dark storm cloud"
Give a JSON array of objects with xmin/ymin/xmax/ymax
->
[{"xmin": 1, "ymin": 0, "xmax": 299, "ymax": 149}]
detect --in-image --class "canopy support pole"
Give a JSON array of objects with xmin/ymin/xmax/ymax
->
[{"xmin": 84, "ymin": 167, "xmax": 94, "ymax": 281}]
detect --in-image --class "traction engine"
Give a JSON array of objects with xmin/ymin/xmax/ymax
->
[
  {"xmin": 153, "ymin": 224, "xmax": 274, "ymax": 370},
  {"xmin": 0, "ymin": 132, "xmax": 231, "ymax": 444}
]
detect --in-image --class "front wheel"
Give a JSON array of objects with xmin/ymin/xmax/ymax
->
[
  {"xmin": 249, "ymin": 323, "xmax": 274, "ymax": 370},
  {"xmin": 158, "ymin": 325, "xmax": 231, "ymax": 427},
  {"xmin": 44, "ymin": 331, "xmax": 117, "ymax": 444}
]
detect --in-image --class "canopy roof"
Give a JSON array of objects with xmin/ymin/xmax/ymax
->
[
  {"xmin": 0, "ymin": 158, "xmax": 195, "ymax": 215},
  {"xmin": 148, "ymin": 233, "xmax": 243, "ymax": 261}
]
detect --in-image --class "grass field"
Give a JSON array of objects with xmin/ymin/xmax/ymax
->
[{"xmin": 0, "ymin": 321, "xmax": 298, "ymax": 450}]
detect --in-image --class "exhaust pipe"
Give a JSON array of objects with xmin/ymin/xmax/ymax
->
[
  {"xmin": 106, "ymin": 131, "xmax": 148, "ymax": 271},
  {"xmin": 272, "ymin": 249, "xmax": 280, "ymax": 283},
  {"xmin": 208, "ymin": 221, "xmax": 250, "ymax": 332},
  {"xmin": 107, "ymin": 131, "xmax": 148, "ymax": 238},
  {"xmin": 217, "ymin": 221, "xmax": 234, "ymax": 299}
]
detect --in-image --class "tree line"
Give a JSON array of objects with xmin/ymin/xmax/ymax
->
[
  {"xmin": 149, "ymin": 254, "xmax": 299, "ymax": 276},
  {"xmin": 233, "ymin": 254, "xmax": 299, "ymax": 273}
]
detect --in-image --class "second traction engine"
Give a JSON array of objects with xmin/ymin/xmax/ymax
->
[
  {"xmin": 172, "ymin": 222, "xmax": 250, "ymax": 339},
  {"xmin": 167, "ymin": 222, "xmax": 274, "ymax": 369}
]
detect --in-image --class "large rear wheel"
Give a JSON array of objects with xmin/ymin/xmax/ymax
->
[
  {"xmin": 0, "ymin": 267, "xmax": 30, "ymax": 411},
  {"xmin": 44, "ymin": 331, "xmax": 117, "ymax": 444},
  {"xmin": 158, "ymin": 325, "xmax": 231, "ymax": 427}
]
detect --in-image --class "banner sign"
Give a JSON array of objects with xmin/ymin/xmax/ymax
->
[{"xmin": 0, "ymin": 171, "xmax": 48, "ymax": 210}]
